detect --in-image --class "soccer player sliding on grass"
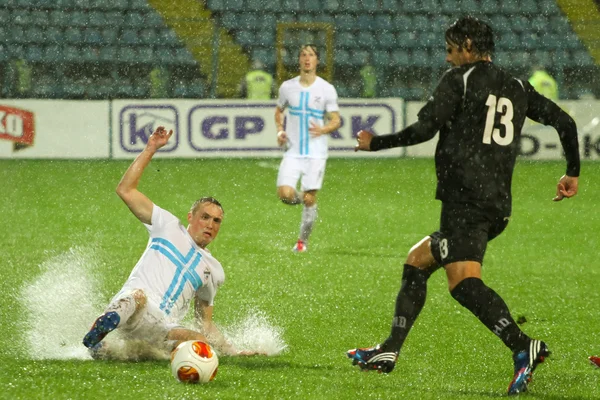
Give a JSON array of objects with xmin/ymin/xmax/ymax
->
[
  {"xmin": 348, "ymin": 16, "xmax": 580, "ymax": 396},
  {"xmin": 83, "ymin": 126, "xmax": 261, "ymax": 359}
]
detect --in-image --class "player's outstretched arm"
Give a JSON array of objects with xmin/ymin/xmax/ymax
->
[
  {"xmin": 194, "ymin": 297, "xmax": 264, "ymax": 356},
  {"xmin": 553, "ymin": 175, "xmax": 579, "ymax": 201},
  {"xmin": 116, "ymin": 126, "xmax": 173, "ymax": 224}
]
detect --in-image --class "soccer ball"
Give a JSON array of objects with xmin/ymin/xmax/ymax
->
[{"xmin": 171, "ymin": 340, "xmax": 219, "ymax": 383}]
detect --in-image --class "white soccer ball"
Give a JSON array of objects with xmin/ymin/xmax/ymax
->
[{"xmin": 170, "ymin": 340, "xmax": 219, "ymax": 383}]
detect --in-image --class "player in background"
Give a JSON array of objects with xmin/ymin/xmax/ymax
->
[
  {"xmin": 274, "ymin": 44, "xmax": 341, "ymax": 252},
  {"xmin": 83, "ymin": 126, "xmax": 259, "ymax": 358},
  {"xmin": 347, "ymin": 17, "xmax": 580, "ymax": 396}
]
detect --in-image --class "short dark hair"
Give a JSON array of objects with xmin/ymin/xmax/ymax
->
[
  {"xmin": 445, "ymin": 16, "xmax": 495, "ymax": 57},
  {"xmin": 298, "ymin": 44, "xmax": 319, "ymax": 59},
  {"xmin": 190, "ymin": 197, "xmax": 223, "ymax": 215}
]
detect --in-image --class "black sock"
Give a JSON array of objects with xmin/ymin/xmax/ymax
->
[
  {"xmin": 450, "ymin": 277, "xmax": 530, "ymax": 352},
  {"xmin": 382, "ymin": 264, "xmax": 431, "ymax": 353}
]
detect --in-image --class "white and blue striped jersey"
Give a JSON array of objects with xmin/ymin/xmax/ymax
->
[
  {"xmin": 116, "ymin": 205, "xmax": 224, "ymax": 323},
  {"xmin": 277, "ymin": 76, "xmax": 339, "ymax": 159}
]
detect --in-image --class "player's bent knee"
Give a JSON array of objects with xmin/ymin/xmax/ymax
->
[
  {"xmin": 406, "ymin": 237, "xmax": 437, "ymax": 269},
  {"xmin": 131, "ymin": 289, "xmax": 147, "ymax": 309}
]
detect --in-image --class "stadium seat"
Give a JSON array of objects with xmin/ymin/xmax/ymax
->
[
  {"xmin": 521, "ymin": 33, "xmax": 540, "ymax": 51},
  {"xmin": 137, "ymin": 46, "xmax": 154, "ymax": 63},
  {"xmin": 394, "ymin": 15, "xmax": 412, "ymax": 32},
  {"xmin": 256, "ymin": 29, "xmax": 275, "ymax": 46},
  {"xmin": 334, "ymin": 49, "xmax": 351, "ymax": 67},
  {"xmin": 207, "ymin": 0, "xmax": 225, "ymax": 11},
  {"xmin": 532, "ymin": 50, "xmax": 551, "ymax": 67},
  {"xmin": 30, "ymin": 10, "xmax": 50, "ymax": 26},
  {"xmin": 83, "ymin": 29, "xmax": 104, "ymax": 45},
  {"xmin": 374, "ymin": 15, "xmax": 393, "ymax": 33},
  {"xmin": 413, "ymin": 15, "xmax": 431, "ymax": 33},
  {"xmin": 145, "ymin": 11, "xmax": 165, "ymax": 27},
  {"xmin": 88, "ymin": 11, "xmax": 108, "ymax": 27},
  {"xmin": 334, "ymin": 14, "xmax": 356, "ymax": 31},
  {"xmin": 510, "ymin": 15, "xmax": 529, "ymax": 34},
  {"xmin": 139, "ymin": 28, "xmax": 158, "ymax": 45},
  {"xmin": 520, "ymin": 0, "xmax": 538, "ymax": 14},
  {"xmin": 360, "ymin": 0, "xmax": 379, "ymax": 12},
  {"xmin": 223, "ymin": 0, "xmax": 244, "ymax": 11},
  {"xmin": 130, "ymin": 0, "xmax": 151, "ymax": 10},
  {"xmin": 252, "ymin": 47, "xmax": 276, "ymax": 68},
  {"xmin": 381, "ymin": 0, "xmax": 397, "ymax": 11},
  {"xmin": 101, "ymin": 28, "xmax": 119, "ymax": 45},
  {"xmin": 498, "ymin": 31, "xmax": 520, "ymax": 50},
  {"xmin": 356, "ymin": 15, "xmax": 374, "ymax": 31},
  {"xmin": 220, "ymin": 13, "xmax": 238, "ymax": 30},
  {"xmin": 156, "ymin": 29, "xmax": 181, "ymax": 47},
  {"xmin": 71, "ymin": 11, "xmax": 89, "ymax": 27},
  {"xmin": 173, "ymin": 81, "xmax": 206, "ymax": 98},
  {"xmin": 64, "ymin": 46, "xmax": 82, "ymax": 62},
  {"xmin": 105, "ymin": 11, "xmax": 126, "ymax": 27},
  {"xmin": 538, "ymin": 0, "xmax": 559, "ymax": 15},
  {"xmin": 126, "ymin": 12, "xmax": 146, "ymax": 28},
  {"xmin": 351, "ymin": 49, "xmax": 369, "ymax": 66},
  {"xmin": 372, "ymin": 50, "xmax": 390, "ymax": 69},
  {"xmin": 396, "ymin": 31, "xmax": 419, "ymax": 49},
  {"xmin": 238, "ymin": 13, "xmax": 260, "ymax": 31},
  {"xmin": 99, "ymin": 46, "xmax": 117, "ymax": 62},
  {"xmin": 24, "ymin": 27, "xmax": 45, "ymax": 44},
  {"xmin": 421, "ymin": 32, "xmax": 439, "ymax": 49},
  {"xmin": 121, "ymin": 29, "xmax": 141, "ymax": 45},
  {"xmin": 25, "ymin": 45, "xmax": 44, "ymax": 62},
  {"xmin": 337, "ymin": 32, "xmax": 354, "ymax": 48},
  {"xmin": 499, "ymin": 0, "xmax": 520, "ymax": 14},
  {"xmin": 304, "ymin": 0, "xmax": 321, "ymax": 13},
  {"xmin": 43, "ymin": 45, "xmax": 62, "ymax": 62},
  {"xmin": 377, "ymin": 32, "xmax": 396, "ymax": 49},
  {"xmin": 391, "ymin": 49, "xmax": 410, "ymax": 68},
  {"xmin": 12, "ymin": 10, "xmax": 31, "ymax": 26},
  {"xmin": 80, "ymin": 46, "xmax": 100, "ymax": 63},
  {"xmin": 479, "ymin": 0, "xmax": 499, "ymax": 13},
  {"xmin": 357, "ymin": 32, "xmax": 376, "ymax": 49},
  {"xmin": 235, "ymin": 30, "xmax": 255, "ymax": 47},
  {"xmin": 64, "ymin": 28, "xmax": 83, "ymax": 44},
  {"xmin": 510, "ymin": 51, "xmax": 531, "ymax": 68},
  {"xmin": 45, "ymin": 26, "xmax": 65, "ymax": 43},
  {"xmin": 490, "ymin": 15, "xmax": 512, "ymax": 33},
  {"xmin": 340, "ymin": 0, "xmax": 361, "ymax": 12},
  {"xmin": 458, "ymin": 0, "xmax": 480, "ymax": 13},
  {"xmin": 552, "ymin": 49, "xmax": 570, "ymax": 67}
]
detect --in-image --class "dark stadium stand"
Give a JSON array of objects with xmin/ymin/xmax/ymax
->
[{"xmin": 0, "ymin": 0, "xmax": 597, "ymax": 99}]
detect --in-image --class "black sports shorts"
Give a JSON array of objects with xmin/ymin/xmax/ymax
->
[{"xmin": 429, "ymin": 202, "xmax": 510, "ymax": 265}]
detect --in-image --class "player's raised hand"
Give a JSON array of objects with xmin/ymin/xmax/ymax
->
[
  {"xmin": 147, "ymin": 126, "xmax": 173, "ymax": 151},
  {"xmin": 553, "ymin": 175, "xmax": 579, "ymax": 201},
  {"xmin": 355, "ymin": 130, "xmax": 374, "ymax": 152}
]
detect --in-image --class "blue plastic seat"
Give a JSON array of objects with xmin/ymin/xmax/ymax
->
[
  {"xmin": 99, "ymin": 46, "xmax": 117, "ymax": 62},
  {"xmin": 236, "ymin": 30, "xmax": 255, "ymax": 47},
  {"xmin": 361, "ymin": 0, "xmax": 379, "ymax": 12},
  {"xmin": 350, "ymin": 49, "xmax": 369, "ymax": 66},
  {"xmin": 83, "ymin": 29, "xmax": 104, "ymax": 45},
  {"xmin": 105, "ymin": 11, "xmax": 126, "ymax": 27},
  {"xmin": 139, "ymin": 28, "xmax": 158, "ymax": 45},
  {"xmin": 89, "ymin": 11, "xmax": 108, "ymax": 27},
  {"xmin": 498, "ymin": 31, "xmax": 520, "ymax": 50},
  {"xmin": 323, "ymin": 0, "xmax": 339, "ymax": 11},
  {"xmin": 255, "ymin": 29, "xmax": 274, "ymax": 46},
  {"xmin": 25, "ymin": 45, "xmax": 44, "ymax": 62},
  {"xmin": 130, "ymin": 0, "xmax": 151, "ymax": 10},
  {"xmin": 137, "ymin": 46, "xmax": 154, "ymax": 63},
  {"xmin": 334, "ymin": 49, "xmax": 351, "ymax": 67},
  {"xmin": 126, "ymin": 12, "xmax": 146, "ymax": 28},
  {"xmin": 337, "ymin": 31, "xmax": 354, "ymax": 48},
  {"xmin": 64, "ymin": 28, "xmax": 83, "ymax": 44},
  {"xmin": 340, "ymin": 0, "xmax": 361, "ymax": 12},
  {"xmin": 374, "ymin": 14, "xmax": 393, "ymax": 33},
  {"xmin": 334, "ymin": 14, "xmax": 356, "ymax": 31},
  {"xmin": 480, "ymin": 0, "xmax": 499, "ymax": 13},
  {"xmin": 357, "ymin": 31, "xmax": 375, "ymax": 49},
  {"xmin": 304, "ymin": 0, "xmax": 322, "ymax": 13},
  {"xmin": 71, "ymin": 11, "xmax": 89, "ymax": 27},
  {"xmin": 81, "ymin": 47, "xmax": 100, "ymax": 62},
  {"xmin": 372, "ymin": 50, "xmax": 390, "ymax": 68},
  {"xmin": 63, "ymin": 46, "xmax": 82, "ymax": 62},
  {"xmin": 145, "ymin": 11, "xmax": 165, "ymax": 27},
  {"xmin": 282, "ymin": 0, "xmax": 301, "ymax": 12},
  {"xmin": 45, "ymin": 27, "xmax": 64, "ymax": 43},
  {"xmin": 391, "ymin": 49, "xmax": 410, "ymax": 67},
  {"xmin": 393, "ymin": 15, "xmax": 412, "ymax": 32},
  {"xmin": 156, "ymin": 29, "xmax": 180, "ymax": 47},
  {"xmin": 396, "ymin": 31, "xmax": 419, "ymax": 49},
  {"xmin": 381, "ymin": 0, "xmax": 397, "ymax": 11},
  {"xmin": 121, "ymin": 29, "xmax": 140, "ymax": 45},
  {"xmin": 357, "ymin": 15, "xmax": 374, "ymax": 31},
  {"xmin": 377, "ymin": 32, "xmax": 396, "ymax": 49},
  {"xmin": 101, "ymin": 27, "xmax": 119, "ymax": 45},
  {"xmin": 220, "ymin": 13, "xmax": 238, "ymax": 30},
  {"xmin": 30, "ymin": 10, "xmax": 49, "ymax": 26}
]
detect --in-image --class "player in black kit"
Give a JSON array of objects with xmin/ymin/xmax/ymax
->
[{"xmin": 347, "ymin": 16, "xmax": 580, "ymax": 396}]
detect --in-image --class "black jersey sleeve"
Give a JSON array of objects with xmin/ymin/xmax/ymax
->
[
  {"xmin": 525, "ymin": 82, "xmax": 580, "ymax": 177},
  {"xmin": 370, "ymin": 70, "xmax": 462, "ymax": 151}
]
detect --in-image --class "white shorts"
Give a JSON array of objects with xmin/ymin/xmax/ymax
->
[
  {"xmin": 276, "ymin": 157, "xmax": 327, "ymax": 191},
  {"xmin": 108, "ymin": 290, "xmax": 181, "ymax": 346}
]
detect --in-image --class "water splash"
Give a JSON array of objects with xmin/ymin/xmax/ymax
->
[
  {"xmin": 220, "ymin": 310, "xmax": 288, "ymax": 356},
  {"xmin": 19, "ymin": 248, "xmax": 286, "ymax": 360},
  {"xmin": 20, "ymin": 247, "xmax": 103, "ymax": 360}
]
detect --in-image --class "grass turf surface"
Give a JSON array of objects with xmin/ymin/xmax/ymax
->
[{"xmin": 1, "ymin": 158, "xmax": 599, "ymax": 399}]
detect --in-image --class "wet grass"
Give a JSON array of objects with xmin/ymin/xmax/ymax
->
[{"xmin": 1, "ymin": 158, "xmax": 599, "ymax": 399}]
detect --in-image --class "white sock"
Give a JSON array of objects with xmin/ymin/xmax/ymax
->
[
  {"xmin": 105, "ymin": 292, "xmax": 138, "ymax": 326},
  {"xmin": 299, "ymin": 204, "xmax": 318, "ymax": 242}
]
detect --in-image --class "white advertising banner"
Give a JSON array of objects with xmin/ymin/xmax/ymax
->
[
  {"xmin": 0, "ymin": 100, "xmax": 109, "ymax": 159},
  {"xmin": 404, "ymin": 100, "xmax": 600, "ymax": 160},
  {"xmin": 110, "ymin": 99, "xmax": 404, "ymax": 159}
]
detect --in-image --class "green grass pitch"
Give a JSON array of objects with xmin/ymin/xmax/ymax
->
[{"xmin": 0, "ymin": 157, "xmax": 599, "ymax": 399}]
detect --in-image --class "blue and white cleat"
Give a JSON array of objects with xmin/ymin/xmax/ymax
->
[
  {"xmin": 347, "ymin": 344, "xmax": 398, "ymax": 373},
  {"xmin": 508, "ymin": 339, "xmax": 551, "ymax": 395},
  {"xmin": 82, "ymin": 311, "xmax": 120, "ymax": 349}
]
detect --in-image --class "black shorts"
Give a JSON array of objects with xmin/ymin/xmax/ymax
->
[{"xmin": 430, "ymin": 202, "xmax": 510, "ymax": 265}]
